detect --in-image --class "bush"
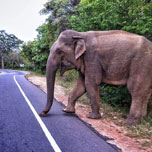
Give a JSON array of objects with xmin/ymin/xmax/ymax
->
[
  {"xmin": 69, "ymin": 0, "xmax": 152, "ymax": 40},
  {"xmin": 59, "ymin": 70, "xmax": 78, "ymax": 82},
  {"xmin": 100, "ymin": 83, "xmax": 131, "ymax": 110}
]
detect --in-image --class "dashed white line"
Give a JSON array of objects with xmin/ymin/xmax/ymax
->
[{"xmin": 14, "ymin": 75, "xmax": 62, "ymax": 152}]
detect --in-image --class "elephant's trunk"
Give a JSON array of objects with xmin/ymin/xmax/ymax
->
[{"xmin": 40, "ymin": 56, "xmax": 58, "ymax": 117}]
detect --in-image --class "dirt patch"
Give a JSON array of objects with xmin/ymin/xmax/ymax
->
[{"xmin": 27, "ymin": 75, "xmax": 152, "ymax": 152}]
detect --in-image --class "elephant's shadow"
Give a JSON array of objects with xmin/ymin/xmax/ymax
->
[{"xmin": 40, "ymin": 112, "xmax": 78, "ymax": 118}]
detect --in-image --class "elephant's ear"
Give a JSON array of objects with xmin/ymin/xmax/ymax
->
[{"xmin": 73, "ymin": 36, "xmax": 86, "ymax": 60}]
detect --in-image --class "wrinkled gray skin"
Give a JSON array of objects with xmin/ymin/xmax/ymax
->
[{"xmin": 40, "ymin": 30, "xmax": 152, "ymax": 125}]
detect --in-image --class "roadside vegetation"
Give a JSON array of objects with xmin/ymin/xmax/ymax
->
[{"xmin": 0, "ymin": 30, "xmax": 23, "ymax": 69}]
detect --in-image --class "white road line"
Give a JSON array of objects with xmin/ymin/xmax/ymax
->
[{"xmin": 14, "ymin": 75, "xmax": 62, "ymax": 152}]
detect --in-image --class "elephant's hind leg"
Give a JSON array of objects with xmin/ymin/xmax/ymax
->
[
  {"xmin": 127, "ymin": 77, "xmax": 152, "ymax": 125},
  {"xmin": 63, "ymin": 72, "xmax": 86, "ymax": 113}
]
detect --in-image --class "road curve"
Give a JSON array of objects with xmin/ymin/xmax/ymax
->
[{"xmin": 0, "ymin": 70, "xmax": 121, "ymax": 152}]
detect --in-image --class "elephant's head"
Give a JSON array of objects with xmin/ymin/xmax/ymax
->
[{"xmin": 40, "ymin": 30, "xmax": 86, "ymax": 116}]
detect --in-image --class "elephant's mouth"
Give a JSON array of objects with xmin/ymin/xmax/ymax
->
[{"xmin": 60, "ymin": 62, "xmax": 75, "ymax": 76}]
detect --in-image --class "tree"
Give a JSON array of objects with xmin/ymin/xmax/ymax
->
[
  {"xmin": 20, "ymin": 0, "xmax": 81, "ymax": 73},
  {"xmin": 21, "ymin": 24, "xmax": 52, "ymax": 73},
  {"xmin": 0, "ymin": 30, "xmax": 23, "ymax": 69},
  {"xmin": 5, "ymin": 51, "xmax": 23, "ymax": 69},
  {"xmin": 69, "ymin": 0, "xmax": 152, "ymax": 40},
  {"xmin": 40, "ymin": 0, "xmax": 80, "ymax": 39}
]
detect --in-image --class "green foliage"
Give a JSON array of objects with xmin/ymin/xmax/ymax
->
[
  {"xmin": 0, "ymin": 30, "xmax": 23, "ymax": 69},
  {"xmin": 69, "ymin": 0, "xmax": 152, "ymax": 40},
  {"xmin": 120, "ymin": 0, "xmax": 152, "ymax": 40},
  {"xmin": 21, "ymin": 40, "xmax": 48, "ymax": 73},
  {"xmin": 40, "ymin": 0, "xmax": 80, "ymax": 39},
  {"xmin": 21, "ymin": 0, "xmax": 80, "ymax": 73},
  {"xmin": 21, "ymin": 24, "xmax": 53, "ymax": 73},
  {"xmin": 100, "ymin": 83, "xmax": 131, "ymax": 110},
  {"xmin": 56, "ymin": 69, "xmax": 78, "ymax": 88},
  {"xmin": 61, "ymin": 70, "xmax": 78, "ymax": 82},
  {"xmin": 0, "ymin": 30, "xmax": 23, "ymax": 52}
]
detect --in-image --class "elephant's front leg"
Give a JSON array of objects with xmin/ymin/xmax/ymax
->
[{"xmin": 63, "ymin": 72, "xmax": 86, "ymax": 113}]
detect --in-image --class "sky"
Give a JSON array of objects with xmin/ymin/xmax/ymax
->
[{"xmin": 0, "ymin": 0, "xmax": 48, "ymax": 42}]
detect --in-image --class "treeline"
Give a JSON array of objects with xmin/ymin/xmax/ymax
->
[
  {"xmin": 21, "ymin": 0, "xmax": 152, "ymax": 108},
  {"xmin": 0, "ymin": 30, "xmax": 23, "ymax": 69},
  {"xmin": 21, "ymin": 0, "xmax": 152, "ymax": 73}
]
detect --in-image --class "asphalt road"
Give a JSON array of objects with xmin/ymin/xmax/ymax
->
[{"xmin": 0, "ymin": 70, "xmax": 120, "ymax": 152}]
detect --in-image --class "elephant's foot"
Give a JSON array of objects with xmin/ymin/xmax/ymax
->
[
  {"xmin": 126, "ymin": 117, "xmax": 140, "ymax": 126},
  {"xmin": 62, "ymin": 106, "xmax": 75, "ymax": 113},
  {"xmin": 40, "ymin": 111, "xmax": 47, "ymax": 117},
  {"xmin": 87, "ymin": 112, "xmax": 101, "ymax": 119}
]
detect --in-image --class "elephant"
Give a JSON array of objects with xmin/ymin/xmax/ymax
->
[{"xmin": 40, "ymin": 30, "xmax": 152, "ymax": 125}]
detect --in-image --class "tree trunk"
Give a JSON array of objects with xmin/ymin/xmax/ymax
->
[{"xmin": 1, "ymin": 53, "xmax": 5, "ymax": 69}]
